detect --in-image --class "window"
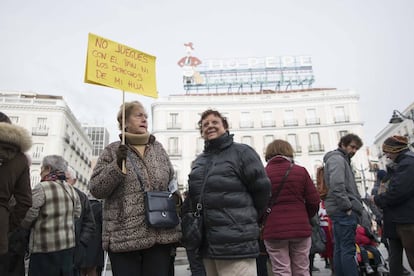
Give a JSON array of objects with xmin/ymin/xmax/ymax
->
[
  {"xmin": 287, "ymin": 134, "xmax": 301, "ymax": 153},
  {"xmin": 338, "ymin": 130, "xmax": 348, "ymax": 139},
  {"xmin": 168, "ymin": 137, "xmax": 180, "ymax": 155},
  {"xmin": 32, "ymin": 117, "xmax": 49, "ymax": 136},
  {"xmin": 283, "ymin": 110, "xmax": 298, "ymax": 126},
  {"xmin": 334, "ymin": 106, "xmax": 348, "ymax": 123},
  {"xmin": 36, "ymin": 117, "xmax": 47, "ymax": 129},
  {"xmin": 262, "ymin": 111, "xmax": 275, "ymax": 127},
  {"xmin": 168, "ymin": 113, "xmax": 180, "ymax": 129},
  {"xmin": 32, "ymin": 143, "xmax": 45, "ymax": 163},
  {"xmin": 241, "ymin": 136, "xmax": 253, "ymax": 147},
  {"xmin": 240, "ymin": 112, "xmax": 253, "ymax": 128},
  {"xmin": 306, "ymin": 108, "xmax": 320, "ymax": 125},
  {"xmin": 31, "ymin": 171, "xmax": 41, "ymax": 188},
  {"xmin": 309, "ymin": 132, "xmax": 323, "ymax": 152}
]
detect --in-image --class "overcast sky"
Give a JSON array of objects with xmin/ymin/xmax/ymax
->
[{"xmin": 1, "ymin": 0, "xmax": 413, "ymax": 144}]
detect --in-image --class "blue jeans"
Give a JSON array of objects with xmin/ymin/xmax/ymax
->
[{"xmin": 331, "ymin": 212, "xmax": 358, "ymax": 276}]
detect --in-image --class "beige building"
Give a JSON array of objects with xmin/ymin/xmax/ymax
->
[
  {"xmin": 152, "ymin": 88, "xmax": 371, "ymax": 193},
  {"xmin": 0, "ymin": 91, "xmax": 93, "ymax": 192}
]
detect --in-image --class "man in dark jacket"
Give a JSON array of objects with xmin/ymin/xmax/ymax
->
[
  {"xmin": 185, "ymin": 109, "xmax": 271, "ymax": 275},
  {"xmin": 0, "ymin": 112, "xmax": 32, "ymax": 275},
  {"xmin": 372, "ymin": 135, "xmax": 414, "ymax": 273},
  {"xmin": 66, "ymin": 167, "xmax": 96, "ymax": 276},
  {"xmin": 324, "ymin": 133, "xmax": 363, "ymax": 276}
]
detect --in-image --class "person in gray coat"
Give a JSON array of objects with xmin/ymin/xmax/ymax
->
[{"xmin": 323, "ymin": 133, "xmax": 363, "ymax": 276}]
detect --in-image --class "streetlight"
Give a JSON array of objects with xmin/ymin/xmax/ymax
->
[
  {"xmin": 389, "ymin": 109, "xmax": 414, "ymax": 124},
  {"xmin": 355, "ymin": 164, "xmax": 370, "ymax": 197}
]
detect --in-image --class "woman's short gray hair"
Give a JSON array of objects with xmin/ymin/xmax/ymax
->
[{"xmin": 42, "ymin": 155, "xmax": 68, "ymax": 172}]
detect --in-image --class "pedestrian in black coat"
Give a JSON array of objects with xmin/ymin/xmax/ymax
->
[{"xmin": 66, "ymin": 168, "xmax": 96, "ymax": 276}]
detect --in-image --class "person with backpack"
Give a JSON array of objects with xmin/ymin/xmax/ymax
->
[{"xmin": 323, "ymin": 133, "xmax": 364, "ymax": 276}]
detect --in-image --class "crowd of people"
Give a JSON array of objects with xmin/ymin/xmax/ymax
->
[{"xmin": 1, "ymin": 104, "xmax": 414, "ymax": 276}]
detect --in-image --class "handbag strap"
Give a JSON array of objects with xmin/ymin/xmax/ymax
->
[
  {"xmin": 264, "ymin": 162, "xmax": 294, "ymax": 215},
  {"xmin": 192, "ymin": 157, "xmax": 216, "ymax": 215},
  {"xmin": 127, "ymin": 150, "xmax": 145, "ymax": 192}
]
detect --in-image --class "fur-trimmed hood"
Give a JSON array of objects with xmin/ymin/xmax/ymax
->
[{"xmin": 0, "ymin": 122, "xmax": 32, "ymax": 159}]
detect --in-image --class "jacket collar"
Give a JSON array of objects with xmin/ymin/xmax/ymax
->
[{"xmin": 204, "ymin": 132, "xmax": 233, "ymax": 153}]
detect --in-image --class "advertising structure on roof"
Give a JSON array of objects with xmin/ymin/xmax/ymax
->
[{"xmin": 177, "ymin": 43, "xmax": 314, "ymax": 93}]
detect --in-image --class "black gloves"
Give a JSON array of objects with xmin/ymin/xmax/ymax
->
[{"xmin": 116, "ymin": 144, "xmax": 128, "ymax": 169}]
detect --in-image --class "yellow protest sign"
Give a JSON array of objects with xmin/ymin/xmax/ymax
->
[{"xmin": 84, "ymin": 33, "xmax": 158, "ymax": 98}]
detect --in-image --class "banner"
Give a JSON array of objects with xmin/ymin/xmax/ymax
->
[{"xmin": 84, "ymin": 33, "xmax": 157, "ymax": 98}]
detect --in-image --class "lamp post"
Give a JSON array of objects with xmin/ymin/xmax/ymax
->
[
  {"xmin": 389, "ymin": 109, "xmax": 414, "ymax": 124},
  {"xmin": 355, "ymin": 164, "xmax": 369, "ymax": 197}
]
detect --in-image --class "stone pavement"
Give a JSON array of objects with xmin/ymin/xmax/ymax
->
[{"xmin": 102, "ymin": 244, "xmax": 414, "ymax": 276}]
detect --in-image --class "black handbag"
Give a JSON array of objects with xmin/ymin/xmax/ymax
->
[
  {"xmin": 181, "ymin": 160, "xmax": 213, "ymax": 251},
  {"xmin": 144, "ymin": 191, "xmax": 179, "ymax": 228},
  {"xmin": 181, "ymin": 201, "xmax": 203, "ymax": 251},
  {"xmin": 128, "ymin": 152, "xmax": 179, "ymax": 229},
  {"xmin": 310, "ymin": 215, "xmax": 326, "ymax": 254}
]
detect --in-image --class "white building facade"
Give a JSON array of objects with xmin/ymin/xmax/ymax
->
[
  {"xmin": 0, "ymin": 91, "xmax": 93, "ymax": 192},
  {"xmin": 372, "ymin": 102, "xmax": 414, "ymax": 169},
  {"xmin": 152, "ymin": 88, "xmax": 371, "ymax": 194}
]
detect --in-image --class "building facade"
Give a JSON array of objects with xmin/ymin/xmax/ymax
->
[
  {"xmin": 372, "ymin": 102, "xmax": 414, "ymax": 169},
  {"xmin": 0, "ymin": 91, "xmax": 93, "ymax": 192},
  {"xmin": 152, "ymin": 88, "xmax": 371, "ymax": 193},
  {"xmin": 83, "ymin": 124, "xmax": 110, "ymax": 168}
]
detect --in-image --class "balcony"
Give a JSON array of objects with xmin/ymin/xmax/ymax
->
[
  {"xmin": 305, "ymin": 118, "xmax": 320, "ymax": 125},
  {"xmin": 240, "ymin": 120, "xmax": 254, "ymax": 128},
  {"xmin": 283, "ymin": 119, "xmax": 298, "ymax": 127},
  {"xmin": 31, "ymin": 156, "xmax": 42, "ymax": 164},
  {"xmin": 308, "ymin": 144, "xmax": 325, "ymax": 153},
  {"xmin": 334, "ymin": 116, "xmax": 350, "ymax": 123},
  {"xmin": 294, "ymin": 146, "xmax": 302, "ymax": 154},
  {"xmin": 261, "ymin": 120, "xmax": 276, "ymax": 128},
  {"xmin": 32, "ymin": 126, "xmax": 49, "ymax": 136},
  {"xmin": 167, "ymin": 122, "xmax": 181, "ymax": 129}
]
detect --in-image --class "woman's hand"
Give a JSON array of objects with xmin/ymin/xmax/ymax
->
[{"xmin": 116, "ymin": 145, "xmax": 128, "ymax": 169}]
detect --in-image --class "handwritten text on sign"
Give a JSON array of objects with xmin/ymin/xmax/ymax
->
[{"xmin": 84, "ymin": 33, "xmax": 157, "ymax": 98}]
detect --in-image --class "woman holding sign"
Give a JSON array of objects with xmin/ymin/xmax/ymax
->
[{"xmin": 89, "ymin": 101, "xmax": 181, "ymax": 275}]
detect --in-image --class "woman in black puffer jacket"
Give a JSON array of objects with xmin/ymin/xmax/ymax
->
[{"xmin": 185, "ymin": 109, "xmax": 271, "ymax": 276}]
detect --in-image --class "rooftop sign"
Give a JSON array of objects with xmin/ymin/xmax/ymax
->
[{"xmin": 177, "ymin": 44, "xmax": 314, "ymax": 93}]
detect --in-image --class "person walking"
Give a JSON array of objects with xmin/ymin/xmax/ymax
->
[
  {"xmin": 371, "ymin": 135, "xmax": 414, "ymax": 274},
  {"xmin": 89, "ymin": 101, "xmax": 180, "ymax": 276},
  {"xmin": 184, "ymin": 109, "xmax": 271, "ymax": 276},
  {"xmin": 0, "ymin": 112, "xmax": 32, "ymax": 276},
  {"xmin": 262, "ymin": 139, "xmax": 320, "ymax": 276},
  {"xmin": 21, "ymin": 155, "xmax": 82, "ymax": 276},
  {"xmin": 324, "ymin": 133, "xmax": 364, "ymax": 276}
]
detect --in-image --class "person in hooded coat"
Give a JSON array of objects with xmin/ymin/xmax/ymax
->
[{"xmin": 0, "ymin": 112, "xmax": 32, "ymax": 275}]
